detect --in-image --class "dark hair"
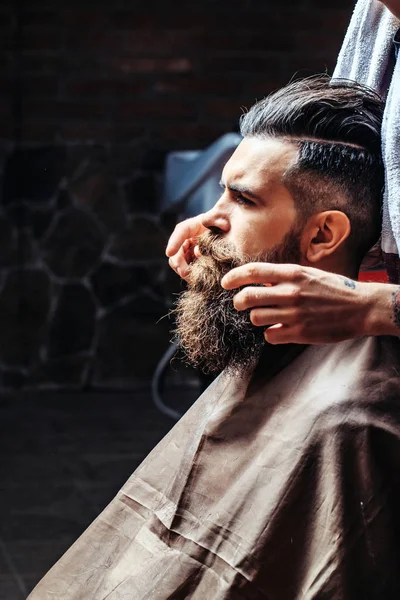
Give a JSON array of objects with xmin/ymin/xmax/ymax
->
[{"xmin": 239, "ymin": 75, "xmax": 385, "ymax": 264}]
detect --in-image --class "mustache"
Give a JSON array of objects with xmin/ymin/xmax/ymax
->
[{"xmin": 196, "ymin": 232, "xmax": 241, "ymax": 265}]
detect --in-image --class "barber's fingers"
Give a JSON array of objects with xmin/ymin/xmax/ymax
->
[
  {"xmin": 168, "ymin": 242, "xmax": 192, "ymax": 279},
  {"xmin": 165, "ymin": 216, "xmax": 206, "ymax": 258},
  {"xmin": 249, "ymin": 307, "xmax": 296, "ymax": 327},
  {"xmin": 221, "ymin": 263, "xmax": 307, "ymax": 290},
  {"xmin": 264, "ymin": 323, "xmax": 327, "ymax": 345},
  {"xmin": 263, "ymin": 321, "xmax": 353, "ymax": 345},
  {"xmin": 193, "ymin": 244, "xmax": 201, "ymax": 258},
  {"xmin": 263, "ymin": 324, "xmax": 303, "ymax": 345},
  {"xmin": 233, "ymin": 285, "xmax": 303, "ymax": 311}
]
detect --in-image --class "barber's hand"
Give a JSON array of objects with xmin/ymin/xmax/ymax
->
[
  {"xmin": 221, "ymin": 263, "xmax": 396, "ymax": 345},
  {"xmin": 165, "ymin": 216, "xmax": 206, "ymax": 279}
]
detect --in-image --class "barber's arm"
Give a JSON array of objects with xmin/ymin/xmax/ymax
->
[
  {"xmin": 221, "ymin": 263, "xmax": 400, "ymax": 344},
  {"xmin": 166, "ymin": 216, "xmax": 400, "ymax": 345}
]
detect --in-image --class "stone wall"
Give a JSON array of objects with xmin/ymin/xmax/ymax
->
[
  {"xmin": 0, "ymin": 143, "xmax": 180, "ymax": 389},
  {"xmin": 0, "ymin": 0, "xmax": 353, "ymax": 390}
]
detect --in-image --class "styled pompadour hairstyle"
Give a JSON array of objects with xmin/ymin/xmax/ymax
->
[{"xmin": 239, "ymin": 75, "xmax": 385, "ymax": 264}]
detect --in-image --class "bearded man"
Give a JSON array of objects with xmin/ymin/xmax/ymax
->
[{"xmin": 29, "ymin": 77, "xmax": 400, "ymax": 600}]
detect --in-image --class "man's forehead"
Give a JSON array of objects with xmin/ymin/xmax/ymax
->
[{"xmin": 221, "ymin": 137, "xmax": 298, "ymax": 185}]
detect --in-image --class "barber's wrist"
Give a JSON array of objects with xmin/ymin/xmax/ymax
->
[{"xmin": 365, "ymin": 282, "xmax": 400, "ymax": 337}]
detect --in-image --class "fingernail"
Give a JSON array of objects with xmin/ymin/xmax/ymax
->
[{"xmin": 220, "ymin": 276, "xmax": 228, "ymax": 288}]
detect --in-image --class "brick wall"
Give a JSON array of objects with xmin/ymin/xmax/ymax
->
[{"xmin": 0, "ymin": 0, "xmax": 354, "ymax": 390}]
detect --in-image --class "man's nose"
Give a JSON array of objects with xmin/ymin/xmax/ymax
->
[{"xmin": 200, "ymin": 199, "xmax": 230, "ymax": 233}]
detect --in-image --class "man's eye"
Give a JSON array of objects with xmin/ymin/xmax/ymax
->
[{"xmin": 234, "ymin": 193, "xmax": 254, "ymax": 206}]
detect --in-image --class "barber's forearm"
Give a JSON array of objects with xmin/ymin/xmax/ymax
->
[{"xmin": 366, "ymin": 283, "xmax": 400, "ymax": 337}]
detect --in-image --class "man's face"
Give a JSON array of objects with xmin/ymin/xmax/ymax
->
[
  {"xmin": 173, "ymin": 137, "xmax": 306, "ymax": 375},
  {"xmin": 201, "ymin": 137, "xmax": 300, "ymax": 259}
]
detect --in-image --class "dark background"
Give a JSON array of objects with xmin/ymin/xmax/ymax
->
[
  {"xmin": 0, "ymin": 0, "xmax": 352, "ymax": 391},
  {"xmin": 0, "ymin": 0, "xmax": 354, "ymax": 597}
]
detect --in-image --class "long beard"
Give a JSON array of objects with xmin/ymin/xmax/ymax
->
[{"xmin": 172, "ymin": 229, "xmax": 302, "ymax": 375}]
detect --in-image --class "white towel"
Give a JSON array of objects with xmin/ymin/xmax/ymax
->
[{"xmin": 333, "ymin": 0, "xmax": 400, "ymax": 282}]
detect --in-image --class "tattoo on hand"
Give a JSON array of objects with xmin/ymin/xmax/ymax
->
[
  {"xmin": 339, "ymin": 276, "xmax": 356, "ymax": 289},
  {"xmin": 393, "ymin": 287, "xmax": 400, "ymax": 330}
]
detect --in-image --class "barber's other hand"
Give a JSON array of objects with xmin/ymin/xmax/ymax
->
[
  {"xmin": 221, "ymin": 263, "xmax": 394, "ymax": 345},
  {"xmin": 165, "ymin": 216, "xmax": 206, "ymax": 279}
]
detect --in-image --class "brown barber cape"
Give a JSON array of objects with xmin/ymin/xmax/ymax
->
[{"xmin": 29, "ymin": 336, "xmax": 400, "ymax": 600}]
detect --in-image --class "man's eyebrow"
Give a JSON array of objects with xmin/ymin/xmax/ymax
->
[{"xmin": 219, "ymin": 179, "xmax": 264, "ymax": 202}]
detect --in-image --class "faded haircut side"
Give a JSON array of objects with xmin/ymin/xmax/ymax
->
[{"xmin": 239, "ymin": 75, "xmax": 385, "ymax": 264}]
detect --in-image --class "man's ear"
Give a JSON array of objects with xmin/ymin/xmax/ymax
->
[{"xmin": 303, "ymin": 210, "xmax": 351, "ymax": 264}]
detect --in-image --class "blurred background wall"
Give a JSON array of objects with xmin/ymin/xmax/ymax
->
[{"xmin": 0, "ymin": 0, "xmax": 353, "ymax": 392}]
